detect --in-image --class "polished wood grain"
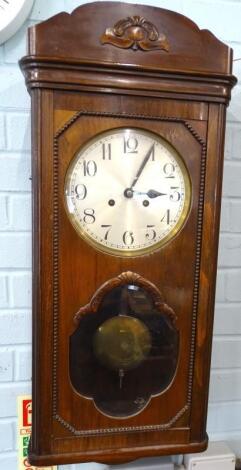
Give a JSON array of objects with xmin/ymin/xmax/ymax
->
[
  {"xmin": 19, "ymin": 1, "xmax": 236, "ymax": 466},
  {"xmin": 25, "ymin": 2, "xmax": 233, "ymax": 75}
]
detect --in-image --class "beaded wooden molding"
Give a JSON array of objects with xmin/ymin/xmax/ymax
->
[{"xmin": 52, "ymin": 110, "xmax": 206, "ymax": 436}]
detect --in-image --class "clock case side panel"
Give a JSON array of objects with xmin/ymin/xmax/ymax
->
[
  {"xmin": 30, "ymin": 89, "xmax": 55, "ymax": 457},
  {"xmin": 190, "ymin": 103, "xmax": 227, "ymax": 441}
]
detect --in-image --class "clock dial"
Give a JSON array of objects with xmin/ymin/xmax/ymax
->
[{"xmin": 64, "ymin": 128, "xmax": 191, "ymax": 256}]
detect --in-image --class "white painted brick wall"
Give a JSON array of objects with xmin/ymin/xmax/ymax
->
[
  {"xmin": 0, "ymin": 311, "xmax": 31, "ymax": 345},
  {"xmin": 0, "ymin": 421, "xmax": 14, "ymax": 452},
  {"xmin": 6, "ymin": 114, "xmax": 31, "ymax": 152},
  {"xmin": 0, "ymin": 0, "xmax": 241, "ymax": 469},
  {"xmin": 0, "ymin": 349, "xmax": 13, "ymax": 382},
  {"xmin": 9, "ymin": 273, "xmax": 31, "ymax": 308},
  {"xmin": 14, "ymin": 346, "xmax": 31, "ymax": 382},
  {"xmin": 0, "ymin": 275, "xmax": 8, "ymax": 308},
  {"xmin": 8, "ymin": 195, "xmax": 32, "ymax": 232},
  {"xmin": 0, "ymin": 114, "xmax": 6, "ymax": 149}
]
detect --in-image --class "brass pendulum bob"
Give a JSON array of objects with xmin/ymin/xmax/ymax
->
[{"xmin": 93, "ymin": 314, "xmax": 152, "ymax": 388}]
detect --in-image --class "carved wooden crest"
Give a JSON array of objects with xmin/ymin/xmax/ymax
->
[{"xmin": 100, "ymin": 16, "xmax": 169, "ymax": 52}]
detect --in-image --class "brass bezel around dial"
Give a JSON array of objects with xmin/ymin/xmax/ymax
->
[{"xmin": 64, "ymin": 127, "xmax": 191, "ymax": 257}]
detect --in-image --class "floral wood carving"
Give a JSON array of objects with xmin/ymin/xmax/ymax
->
[
  {"xmin": 100, "ymin": 16, "xmax": 169, "ymax": 52},
  {"xmin": 74, "ymin": 271, "xmax": 177, "ymax": 325}
]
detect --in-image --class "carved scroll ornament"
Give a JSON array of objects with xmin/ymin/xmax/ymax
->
[
  {"xmin": 100, "ymin": 16, "xmax": 169, "ymax": 52},
  {"xmin": 74, "ymin": 271, "xmax": 176, "ymax": 325}
]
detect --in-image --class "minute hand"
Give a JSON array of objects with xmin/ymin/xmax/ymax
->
[{"xmin": 130, "ymin": 144, "xmax": 155, "ymax": 190}]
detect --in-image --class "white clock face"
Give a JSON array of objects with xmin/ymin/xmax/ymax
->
[{"xmin": 64, "ymin": 128, "xmax": 191, "ymax": 256}]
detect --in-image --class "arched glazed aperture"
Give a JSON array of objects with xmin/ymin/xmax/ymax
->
[{"xmin": 70, "ymin": 272, "xmax": 179, "ymax": 418}]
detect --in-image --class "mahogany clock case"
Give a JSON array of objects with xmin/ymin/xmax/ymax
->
[{"xmin": 20, "ymin": 2, "xmax": 236, "ymax": 466}]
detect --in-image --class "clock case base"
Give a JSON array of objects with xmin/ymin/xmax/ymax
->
[
  {"xmin": 19, "ymin": 1, "xmax": 236, "ymax": 466},
  {"xmin": 28, "ymin": 435, "xmax": 208, "ymax": 466}
]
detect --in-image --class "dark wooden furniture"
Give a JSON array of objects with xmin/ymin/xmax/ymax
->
[{"xmin": 20, "ymin": 2, "xmax": 236, "ymax": 466}]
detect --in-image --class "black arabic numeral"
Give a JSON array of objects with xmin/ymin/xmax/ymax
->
[
  {"xmin": 163, "ymin": 163, "xmax": 175, "ymax": 178},
  {"xmin": 124, "ymin": 136, "xmax": 138, "ymax": 154},
  {"xmin": 83, "ymin": 208, "xmax": 95, "ymax": 224},
  {"xmin": 123, "ymin": 231, "xmax": 134, "ymax": 245},
  {"xmin": 101, "ymin": 224, "xmax": 112, "ymax": 240},
  {"xmin": 170, "ymin": 186, "xmax": 181, "ymax": 201},
  {"xmin": 83, "ymin": 160, "xmax": 97, "ymax": 176},
  {"xmin": 145, "ymin": 225, "xmax": 156, "ymax": 240},
  {"xmin": 75, "ymin": 184, "xmax": 87, "ymax": 200},
  {"xmin": 149, "ymin": 145, "xmax": 155, "ymax": 161},
  {"xmin": 161, "ymin": 209, "xmax": 170, "ymax": 225},
  {"xmin": 102, "ymin": 143, "xmax": 111, "ymax": 160}
]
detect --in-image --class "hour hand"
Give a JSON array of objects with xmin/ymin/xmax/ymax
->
[
  {"xmin": 135, "ymin": 189, "xmax": 167, "ymax": 198},
  {"xmin": 147, "ymin": 189, "xmax": 167, "ymax": 198}
]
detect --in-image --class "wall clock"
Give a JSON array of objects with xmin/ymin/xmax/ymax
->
[
  {"xmin": 0, "ymin": 0, "xmax": 34, "ymax": 45},
  {"xmin": 20, "ymin": 2, "xmax": 236, "ymax": 466}
]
